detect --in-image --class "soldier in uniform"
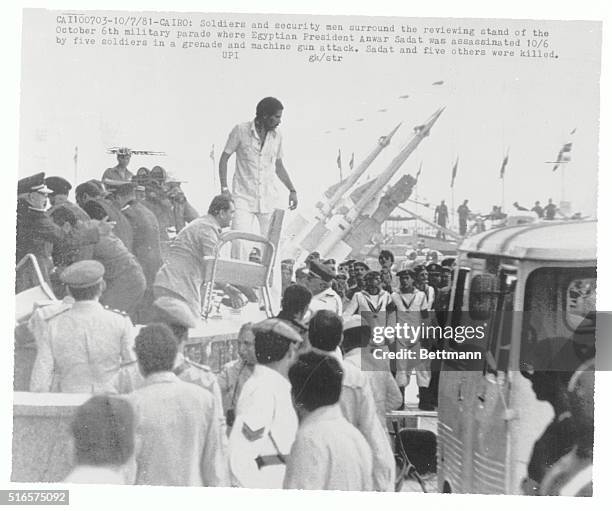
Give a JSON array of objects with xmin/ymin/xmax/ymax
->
[
  {"xmin": 229, "ymin": 319, "xmax": 302, "ymax": 489},
  {"xmin": 343, "ymin": 270, "xmax": 394, "ymax": 332},
  {"xmin": 16, "ymin": 173, "xmax": 104, "ymax": 293},
  {"xmin": 102, "ymin": 147, "xmax": 134, "ymax": 182},
  {"xmin": 45, "ymin": 176, "xmax": 95, "ymax": 277},
  {"xmin": 49, "ymin": 208, "xmax": 146, "ymax": 319},
  {"xmin": 217, "ymin": 323, "xmax": 257, "ymax": 428},
  {"xmin": 76, "ymin": 180, "xmax": 134, "ymax": 252},
  {"xmin": 302, "ymin": 261, "xmax": 343, "ymax": 322},
  {"xmin": 29, "ymin": 260, "xmax": 136, "ymax": 393},
  {"xmin": 412, "ymin": 264, "xmax": 437, "ymax": 410},
  {"xmin": 164, "ymin": 173, "xmax": 199, "ymax": 233},
  {"xmin": 107, "ymin": 180, "xmax": 163, "ymax": 322}
]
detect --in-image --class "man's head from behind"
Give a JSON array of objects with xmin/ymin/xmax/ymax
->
[
  {"xmin": 71, "ymin": 395, "xmax": 134, "ymax": 468},
  {"xmin": 134, "ymin": 324, "xmax": 179, "ymax": 377},
  {"xmin": 60, "ymin": 260, "xmax": 106, "ymax": 301},
  {"xmin": 280, "ymin": 284, "xmax": 312, "ymax": 320},
  {"xmin": 253, "ymin": 318, "xmax": 303, "ymax": 367},
  {"xmin": 208, "ymin": 194, "xmax": 235, "ymax": 228},
  {"xmin": 308, "ymin": 310, "xmax": 343, "ymax": 353},
  {"xmin": 151, "ymin": 296, "xmax": 198, "ymax": 344},
  {"xmin": 75, "ymin": 181, "xmax": 103, "ymax": 208},
  {"xmin": 289, "ymin": 351, "xmax": 343, "ymax": 418}
]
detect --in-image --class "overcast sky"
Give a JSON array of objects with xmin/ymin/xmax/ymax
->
[{"xmin": 19, "ymin": 10, "xmax": 601, "ymax": 221}]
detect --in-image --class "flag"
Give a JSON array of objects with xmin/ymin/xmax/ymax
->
[
  {"xmin": 432, "ymin": 80, "xmax": 444, "ymax": 85},
  {"xmin": 337, "ymin": 149, "xmax": 342, "ymax": 169},
  {"xmin": 499, "ymin": 150, "xmax": 509, "ymax": 179},
  {"xmin": 349, "ymin": 152, "xmax": 354, "ymax": 170},
  {"xmin": 209, "ymin": 144, "xmax": 215, "ymax": 160},
  {"xmin": 450, "ymin": 157, "xmax": 459, "ymax": 188},
  {"xmin": 73, "ymin": 146, "xmax": 78, "ymax": 164},
  {"xmin": 416, "ymin": 161, "xmax": 423, "ymax": 180},
  {"xmin": 552, "ymin": 142, "xmax": 572, "ymax": 172}
]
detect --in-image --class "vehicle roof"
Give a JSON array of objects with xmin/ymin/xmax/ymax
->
[{"xmin": 459, "ymin": 220, "xmax": 597, "ymax": 262}]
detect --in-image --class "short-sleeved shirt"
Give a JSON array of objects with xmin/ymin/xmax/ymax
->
[
  {"xmin": 223, "ymin": 121, "xmax": 284, "ymax": 213},
  {"xmin": 229, "ymin": 364, "xmax": 298, "ymax": 489},
  {"xmin": 154, "ymin": 214, "xmax": 222, "ymax": 315}
]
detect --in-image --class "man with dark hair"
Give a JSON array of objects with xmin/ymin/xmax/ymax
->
[
  {"xmin": 276, "ymin": 284, "xmax": 312, "ymax": 339},
  {"xmin": 29, "ymin": 260, "xmax": 136, "ymax": 393},
  {"xmin": 117, "ymin": 296, "xmax": 228, "ymax": 476},
  {"xmin": 308, "ymin": 310, "xmax": 395, "ymax": 491},
  {"xmin": 229, "ymin": 319, "xmax": 302, "ymax": 488},
  {"xmin": 284, "ymin": 351, "xmax": 373, "ymax": 491},
  {"xmin": 343, "ymin": 270, "xmax": 393, "ymax": 331},
  {"xmin": 49, "ymin": 207, "xmax": 146, "ymax": 318},
  {"xmin": 154, "ymin": 194, "xmax": 246, "ymax": 316},
  {"xmin": 219, "ymin": 97, "xmax": 298, "ymax": 260},
  {"xmin": 65, "ymin": 395, "xmax": 135, "ymax": 484},
  {"xmin": 76, "ymin": 180, "xmax": 134, "ymax": 252},
  {"xmin": 129, "ymin": 323, "xmax": 228, "ymax": 486},
  {"xmin": 345, "ymin": 260, "xmax": 369, "ymax": 300},
  {"xmin": 102, "ymin": 147, "xmax": 133, "ymax": 182}
]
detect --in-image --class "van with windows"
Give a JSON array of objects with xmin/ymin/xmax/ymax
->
[{"xmin": 437, "ymin": 220, "xmax": 596, "ymax": 494}]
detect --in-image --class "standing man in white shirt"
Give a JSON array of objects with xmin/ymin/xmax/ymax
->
[
  {"xmin": 284, "ymin": 351, "xmax": 373, "ymax": 491},
  {"xmin": 219, "ymin": 97, "xmax": 298, "ymax": 260},
  {"xmin": 308, "ymin": 311, "xmax": 396, "ymax": 491},
  {"xmin": 229, "ymin": 319, "xmax": 303, "ymax": 489}
]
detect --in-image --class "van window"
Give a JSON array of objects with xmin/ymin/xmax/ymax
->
[
  {"xmin": 521, "ymin": 267, "xmax": 596, "ymax": 373},
  {"xmin": 483, "ymin": 270, "xmax": 517, "ymax": 375}
]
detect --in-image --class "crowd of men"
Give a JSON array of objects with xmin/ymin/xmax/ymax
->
[
  {"xmin": 15, "ymin": 93, "xmax": 593, "ymax": 495},
  {"xmin": 15, "ymin": 151, "xmax": 201, "ymax": 323},
  {"xmin": 432, "ymin": 198, "xmax": 564, "ymax": 238}
]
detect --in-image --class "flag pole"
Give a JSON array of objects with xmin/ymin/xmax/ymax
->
[
  {"xmin": 73, "ymin": 146, "xmax": 78, "ymax": 186},
  {"xmin": 210, "ymin": 144, "xmax": 216, "ymax": 186}
]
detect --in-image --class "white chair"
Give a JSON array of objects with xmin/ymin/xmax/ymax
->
[
  {"xmin": 15, "ymin": 254, "xmax": 57, "ymax": 324},
  {"xmin": 201, "ymin": 210, "xmax": 284, "ymax": 320}
]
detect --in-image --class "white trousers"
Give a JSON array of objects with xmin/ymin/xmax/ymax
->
[{"xmin": 231, "ymin": 208, "xmax": 272, "ymax": 260}]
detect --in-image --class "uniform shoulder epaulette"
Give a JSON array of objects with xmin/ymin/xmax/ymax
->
[
  {"xmin": 34, "ymin": 300, "xmax": 73, "ymax": 321},
  {"xmin": 103, "ymin": 305, "xmax": 130, "ymax": 317}
]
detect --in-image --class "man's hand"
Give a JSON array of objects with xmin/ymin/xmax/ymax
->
[
  {"xmin": 288, "ymin": 190, "xmax": 298, "ymax": 210},
  {"xmin": 225, "ymin": 284, "xmax": 247, "ymax": 309},
  {"xmin": 221, "ymin": 187, "xmax": 232, "ymax": 199}
]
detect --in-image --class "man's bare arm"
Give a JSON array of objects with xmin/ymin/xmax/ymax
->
[
  {"xmin": 218, "ymin": 152, "xmax": 231, "ymax": 192},
  {"xmin": 275, "ymin": 159, "xmax": 298, "ymax": 210}
]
